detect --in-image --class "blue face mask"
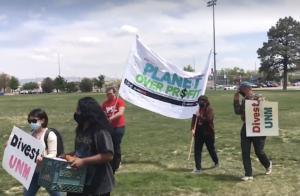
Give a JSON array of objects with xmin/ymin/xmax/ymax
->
[{"xmin": 30, "ymin": 123, "xmax": 41, "ymax": 131}]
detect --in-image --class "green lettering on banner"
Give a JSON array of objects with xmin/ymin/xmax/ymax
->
[
  {"xmin": 135, "ymin": 74, "xmax": 163, "ymax": 92},
  {"xmin": 142, "ymin": 62, "xmax": 203, "ymax": 90},
  {"xmin": 136, "ymin": 63, "xmax": 204, "ymax": 98}
]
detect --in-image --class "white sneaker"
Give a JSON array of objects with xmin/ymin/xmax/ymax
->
[
  {"xmin": 241, "ymin": 176, "xmax": 254, "ymax": 181},
  {"xmin": 266, "ymin": 161, "xmax": 272, "ymax": 175},
  {"xmin": 191, "ymin": 169, "xmax": 202, "ymax": 174}
]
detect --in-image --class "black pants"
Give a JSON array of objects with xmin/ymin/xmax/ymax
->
[
  {"xmin": 110, "ymin": 126, "xmax": 125, "ymax": 173},
  {"xmin": 194, "ymin": 131, "xmax": 219, "ymax": 170},
  {"xmin": 240, "ymin": 123, "xmax": 271, "ymax": 176},
  {"xmin": 66, "ymin": 192, "xmax": 110, "ymax": 196}
]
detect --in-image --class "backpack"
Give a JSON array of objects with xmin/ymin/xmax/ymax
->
[{"xmin": 44, "ymin": 128, "xmax": 65, "ymax": 157}]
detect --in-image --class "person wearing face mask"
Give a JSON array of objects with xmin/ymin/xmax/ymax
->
[
  {"xmin": 234, "ymin": 82, "xmax": 272, "ymax": 181},
  {"xmin": 101, "ymin": 87, "xmax": 125, "ymax": 173},
  {"xmin": 4, "ymin": 109, "xmax": 63, "ymax": 196},
  {"xmin": 59, "ymin": 97, "xmax": 114, "ymax": 196},
  {"xmin": 190, "ymin": 95, "xmax": 219, "ymax": 174}
]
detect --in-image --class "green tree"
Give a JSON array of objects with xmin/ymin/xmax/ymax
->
[
  {"xmin": 54, "ymin": 75, "xmax": 66, "ymax": 92},
  {"xmin": 183, "ymin": 65, "xmax": 195, "ymax": 72},
  {"xmin": 95, "ymin": 75, "xmax": 105, "ymax": 89},
  {"xmin": 9, "ymin": 76, "xmax": 19, "ymax": 92},
  {"xmin": 288, "ymin": 74, "xmax": 293, "ymax": 83},
  {"xmin": 66, "ymin": 82, "xmax": 77, "ymax": 92},
  {"xmin": 257, "ymin": 16, "xmax": 300, "ymax": 90},
  {"xmin": 42, "ymin": 77, "xmax": 54, "ymax": 93},
  {"xmin": 23, "ymin": 82, "xmax": 38, "ymax": 90},
  {"xmin": 79, "ymin": 78, "xmax": 93, "ymax": 92}
]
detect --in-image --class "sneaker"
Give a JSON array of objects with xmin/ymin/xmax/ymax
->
[
  {"xmin": 191, "ymin": 169, "xmax": 202, "ymax": 174},
  {"xmin": 266, "ymin": 161, "xmax": 272, "ymax": 175},
  {"xmin": 241, "ymin": 176, "xmax": 254, "ymax": 181},
  {"xmin": 215, "ymin": 163, "xmax": 220, "ymax": 169}
]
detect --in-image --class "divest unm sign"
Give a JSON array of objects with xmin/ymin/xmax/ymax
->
[
  {"xmin": 2, "ymin": 126, "xmax": 44, "ymax": 190},
  {"xmin": 245, "ymin": 100, "xmax": 279, "ymax": 137}
]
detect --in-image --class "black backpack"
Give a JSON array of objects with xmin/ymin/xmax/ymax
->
[{"xmin": 44, "ymin": 128, "xmax": 65, "ymax": 157}]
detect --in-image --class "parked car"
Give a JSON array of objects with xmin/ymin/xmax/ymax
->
[
  {"xmin": 256, "ymin": 83, "xmax": 267, "ymax": 87},
  {"xmin": 292, "ymin": 82, "xmax": 300, "ymax": 86},
  {"xmin": 250, "ymin": 83, "xmax": 258, "ymax": 88},
  {"xmin": 224, "ymin": 85, "xmax": 237, "ymax": 90},
  {"xmin": 210, "ymin": 85, "xmax": 224, "ymax": 89},
  {"xmin": 20, "ymin": 90, "xmax": 28, "ymax": 94}
]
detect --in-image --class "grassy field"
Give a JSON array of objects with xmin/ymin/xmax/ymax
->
[{"xmin": 0, "ymin": 90, "xmax": 299, "ymax": 196}]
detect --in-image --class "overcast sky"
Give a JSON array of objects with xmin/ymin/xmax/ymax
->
[{"xmin": 0, "ymin": 0, "xmax": 299, "ymax": 79}]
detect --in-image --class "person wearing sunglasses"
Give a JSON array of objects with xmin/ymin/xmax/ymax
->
[
  {"xmin": 102, "ymin": 87, "xmax": 126, "ymax": 173},
  {"xmin": 5, "ymin": 109, "xmax": 62, "ymax": 196}
]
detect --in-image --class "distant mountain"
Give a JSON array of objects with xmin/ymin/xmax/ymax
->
[{"xmin": 19, "ymin": 76, "xmax": 118, "ymax": 85}]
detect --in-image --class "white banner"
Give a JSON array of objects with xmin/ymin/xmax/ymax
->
[
  {"xmin": 2, "ymin": 126, "xmax": 44, "ymax": 190},
  {"xmin": 245, "ymin": 100, "xmax": 279, "ymax": 137},
  {"xmin": 119, "ymin": 36, "xmax": 213, "ymax": 119}
]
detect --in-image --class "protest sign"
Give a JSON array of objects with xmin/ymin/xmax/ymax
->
[
  {"xmin": 2, "ymin": 126, "xmax": 44, "ymax": 190},
  {"xmin": 245, "ymin": 100, "xmax": 279, "ymax": 137},
  {"xmin": 119, "ymin": 36, "xmax": 212, "ymax": 119}
]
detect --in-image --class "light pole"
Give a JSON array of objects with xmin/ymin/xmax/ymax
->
[
  {"xmin": 207, "ymin": 0, "xmax": 217, "ymax": 90},
  {"xmin": 193, "ymin": 55, "xmax": 196, "ymax": 72},
  {"xmin": 58, "ymin": 53, "xmax": 61, "ymax": 76}
]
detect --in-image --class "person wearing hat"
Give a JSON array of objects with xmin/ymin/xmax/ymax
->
[{"xmin": 233, "ymin": 81, "xmax": 272, "ymax": 181}]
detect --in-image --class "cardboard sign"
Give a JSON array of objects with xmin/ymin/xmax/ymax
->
[
  {"xmin": 245, "ymin": 100, "xmax": 279, "ymax": 137},
  {"xmin": 2, "ymin": 126, "xmax": 44, "ymax": 190}
]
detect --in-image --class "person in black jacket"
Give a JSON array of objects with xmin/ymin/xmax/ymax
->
[{"xmin": 191, "ymin": 95, "xmax": 219, "ymax": 174}]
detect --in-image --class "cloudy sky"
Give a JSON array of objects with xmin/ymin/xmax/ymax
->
[{"xmin": 0, "ymin": 0, "xmax": 299, "ymax": 79}]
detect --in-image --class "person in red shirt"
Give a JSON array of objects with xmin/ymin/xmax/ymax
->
[
  {"xmin": 102, "ymin": 87, "xmax": 125, "ymax": 173},
  {"xmin": 190, "ymin": 95, "xmax": 219, "ymax": 174}
]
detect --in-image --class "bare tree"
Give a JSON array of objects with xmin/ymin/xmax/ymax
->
[{"xmin": 0, "ymin": 73, "xmax": 11, "ymax": 92}]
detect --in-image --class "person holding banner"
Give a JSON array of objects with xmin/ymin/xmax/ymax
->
[
  {"xmin": 190, "ymin": 95, "xmax": 219, "ymax": 174},
  {"xmin": 102, "ymin": 87, "xmax": 126, "ymax": 173},
  {"xmin": 6, "ymin": 109, "xmax": 63, "ymax": 196},
  {"xmin": 60, "ymin": 97, "xmax": 114, "ymax": 196},
  {"xmin": 233, "ymin": 82, "xmax": 272, "ymax": 181}
]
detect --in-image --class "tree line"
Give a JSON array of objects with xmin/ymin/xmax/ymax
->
[
  {"xmin": 183, "ymin": 16, "xmax": 300, "ymax": 90},
  {"xmin": 0, "ymin": 74, "xmax": 110, "ymax": 93}
]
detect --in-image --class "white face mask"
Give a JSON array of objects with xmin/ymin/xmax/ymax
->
[{"xmin": 30, "ymin": 122, "xmax": 41, "ymax": 131}]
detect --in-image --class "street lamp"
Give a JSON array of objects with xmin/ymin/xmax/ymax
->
[{"xmin": 207, "ymin": 0, "xmax": 217, "ymax": 90}]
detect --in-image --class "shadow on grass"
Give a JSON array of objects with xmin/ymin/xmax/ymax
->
[
  {"xmin": 123, "ymin": 160, "xmax": 215, "ymax": 172},
  {"xmin": 122, "ymin": 160, "xmax": 241, "ymax": 182},
  {"xmin": 123, "ymin": 160, "xmax": 168, "ymax": 169}
]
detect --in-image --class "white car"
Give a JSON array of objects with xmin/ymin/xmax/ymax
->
[
  {"xmin": 224, "ymin": 85, "xmax": 237, "ymax": 90},
  {"xmin": 20, "ymin": 90, "xmax": 28, "ymax": 94}
]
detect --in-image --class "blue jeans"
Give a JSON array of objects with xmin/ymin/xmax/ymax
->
[
  {"xmin": 110, "ymin": 126, "xmax": 125, "ymax": 173},
  {"xmin": 23, "ymin": 172, "xmax": 63, "ymax": 196}
]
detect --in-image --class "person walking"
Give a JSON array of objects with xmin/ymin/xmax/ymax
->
[
  {"xmin": 4, "ymin": 109, "xmax": 63, "ymax": 196},
  {"xmin": 102, "ymin": 87, "xmax": 126, "ymax": 173},
  {"xmin": 61, "ymin": 97, "xmax": 115, "ymax": 196},
  {"xmin": 233, "ymin": 81, "xmax": 272, "ymax": 181},
  {"xmin": 191, "ymin": 95, "xmax": 220, "ymax": 174}
]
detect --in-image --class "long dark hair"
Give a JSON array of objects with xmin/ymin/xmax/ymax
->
[
  {"xmin": 27, "ymin": 109, "xmax": 48, "ymax": 128},
  {"xmin": 76, "ymin": 97, "xmax": 112, "ymax": 133},
  {"xmin": 198, "ymin": 95, "xmax": 210, "ymax": 107}
]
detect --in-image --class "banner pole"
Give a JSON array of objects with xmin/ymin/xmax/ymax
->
[{"xmin": 187, "ymin": 115, "xmax": 198, "ymax": 160}]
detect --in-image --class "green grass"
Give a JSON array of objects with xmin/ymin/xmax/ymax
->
[{"xmin": 0, "ymin": 90, "xmax": 300, "ymax": 196}]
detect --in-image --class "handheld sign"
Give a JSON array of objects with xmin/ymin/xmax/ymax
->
[
  {"xmin": 245, "ymin": 100, "xmax": 279, "ymax": 137},
  {"xmin": 2, "ymin": 126, "xmax": 44, "ymax": 190}
]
